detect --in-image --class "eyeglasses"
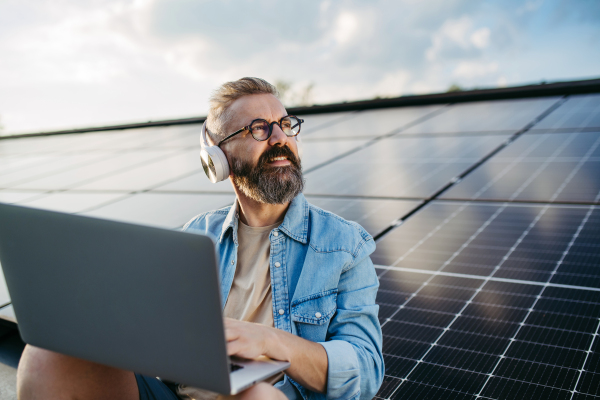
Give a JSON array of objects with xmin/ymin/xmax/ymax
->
[{"xmin": 218, "ymin": 115, "xmax": 304, "ymax": 146}]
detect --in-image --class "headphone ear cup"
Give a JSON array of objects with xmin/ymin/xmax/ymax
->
[
  {"xmin": 199, "ymin": 122, "xmax": 230, "ymax": 183},
  {"xmin": 200, "ymin": 146, "xmax": 229, "ymax": 183}
]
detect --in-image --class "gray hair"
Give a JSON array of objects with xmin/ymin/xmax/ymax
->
[{"xmin": 206, "ymin": 77, "xmax": 279, "ymax": 143}]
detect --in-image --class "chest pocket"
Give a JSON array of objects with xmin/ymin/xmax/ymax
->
[{"xmin": 291, "ymin": 289, "xmax": 337, "ymax": 342}]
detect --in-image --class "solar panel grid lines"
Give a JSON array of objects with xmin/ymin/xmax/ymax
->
[
  {"xmin": 400, "ymin": 97, "xmax": 563, "ymax": 136},
  {"xmin": 298, "ymin": 111, "xmax": 359, "ymax": 137},
  {"xmin": 468, "ymin": 134, "xmax": 551, "ymax": 200},
  {"xmin": 441, "ymin": 130, "xmax": 600, "ymax": 205},
  {"xmin": 304, "ymin": 196, "xmax": 421, "ymax": 237},
  {"xmin": 372, "ymin": 199, "xmax": 600, "ymax": 399},
  {"xmin": 380, "ymin": 201, "xmax": 552, "ymax": 399},
  {"xmin": 568, "ymin": 318, "xmax": 600, "ymax": 399},
  {"xmin": 522, "ymin": 96, "xmax": 569, "ymax": 132},
  {"xmin": 471, "ymin": 204, "xmax": 597, "ymax": 399},
  {"xmin": 0, "ymin": 152, "xmax": 116, "ymax": 188},
  {"xmin": 341, "ymin": 98, "xmax": 571, "ymax": 230},
  {"xmin": 17, "ymin": 192, "xmax": 129, "ymax": 214},
  {"xmin": 300, "ymin": 105, "xmax": 452, "ymax": 188},
  {"xmin": 303, "ymin": 134, "xmax": 513, "ymax": 199},
  {"xmin": 504, "ymin": 135, "xmax": 584, "ymax": 203},
  {"xmin": 534, "ymin": 94, "xmax": 600, "ymax": 131},
  {"xmin": 303, "ymin": 104, "xmax": 448, "ymax": 140},
  {"xmin": 378, "ymin": 204, "xmax": 465, "ymax": 268},
  {"xmin": 376, "ymin": 274, "xmax": 600, "ymax": 399},
  {"xmin": 2, "ymin": 93, "xmax": 600, "ymax": 400},
  {"xmin": 375, "ymin": 265, "xmax": 600, "ymax": 294}
]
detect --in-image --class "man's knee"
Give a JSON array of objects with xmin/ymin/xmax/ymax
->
[
  {"xmin": 17, "ymin": 345, "xmax": 67, "ymax": 398},
  {"xmin": 17, "ymin": 345, "xmax": 138, "ymax": 400}
]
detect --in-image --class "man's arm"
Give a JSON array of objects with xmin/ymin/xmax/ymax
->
[
  {"xmin": 317, "ymin": 250, "xmax": 384, "ymax": 400},
  {"xmin": 225, "ymin": 318, "xmax": 328, "ymax": 393}
]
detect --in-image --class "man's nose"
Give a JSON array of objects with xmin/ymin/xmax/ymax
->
[{"xmin": 267, "ymin": 123, "xmax": 288, "ymax": 146}]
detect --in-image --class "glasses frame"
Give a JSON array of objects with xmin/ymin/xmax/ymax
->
[{"xmin": 218, "ymin": 115, "xmax": 304, "ymax": 146}]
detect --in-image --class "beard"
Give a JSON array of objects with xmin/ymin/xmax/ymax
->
[{"xmin": 230, "ymin": 145, "xmax": 304, "ymax": 204}]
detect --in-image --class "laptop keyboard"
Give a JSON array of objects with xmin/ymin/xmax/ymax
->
[{"xmin": 230, "ymin": 363, "xmax": 244, "ymax": 372}]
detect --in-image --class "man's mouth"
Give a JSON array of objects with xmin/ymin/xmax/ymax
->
[{"xmin": 268, "ymin": 156, "xmax": 290, "ymax": 165}]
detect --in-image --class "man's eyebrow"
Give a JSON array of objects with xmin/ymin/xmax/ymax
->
[{"xmin": 250, "ymin": 114, "xmax": 288, "ymax": 123}]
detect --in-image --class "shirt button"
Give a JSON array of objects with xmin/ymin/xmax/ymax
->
[
  {"xmin": 274, "ymin": 262, "xmax": 281, "ymax": 268},
  {"xmin": 315, "ymin": 312, "xmax": 322, "ymax": 319},
  {"xmin": 231, "ymin": 260, "xmax": 235, "ymax": 265},
  {"xmin": 273, "ymin": 231, "xmax": 279, "ymax": 237},
  {"xmin": 278, "ymin": 309, "xmax": 284, "ymax": 315}
]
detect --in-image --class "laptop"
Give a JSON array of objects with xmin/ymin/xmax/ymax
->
[{"xmin": 0, "ymin": 202, "xmax": 290, "ymax": 395}]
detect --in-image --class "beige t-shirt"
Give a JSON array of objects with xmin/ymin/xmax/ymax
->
[
  {"xmin": 223, "ymin": 219, "xmax": 279, "ymax": 324},
  {"xmin": 177, "ymin": 220, "xmax": 282, "ymax": 400}
]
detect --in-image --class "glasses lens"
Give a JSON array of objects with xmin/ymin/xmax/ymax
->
[
  {"xmin": 281, "ymin": 116, "xmax": 301, "ymax": 136},
  {"xmin": 250, "ymin": 120, "xmax": 270, "ymax": 140}
]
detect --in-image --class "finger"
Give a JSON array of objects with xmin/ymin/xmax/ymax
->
[
  {"xmin": 224, "ymin": 327, "xmax": 240, "ymax": 342},
  {"xmin": 226, "ymin": 338, "xmax": 244, "ymax": 356}
]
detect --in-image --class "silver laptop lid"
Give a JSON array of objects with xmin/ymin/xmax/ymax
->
[{"xmin": 0, "ymin": 203, "xmax": 232, "ymax": 394}]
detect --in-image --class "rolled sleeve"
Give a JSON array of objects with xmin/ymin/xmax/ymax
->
[
  {"xmin": 318, "ymin": 236, "xmax": 384, "ymax": 400},
  {"xmin": 319, "ymin": 340, "xmax": 361, "ymax": 400}
]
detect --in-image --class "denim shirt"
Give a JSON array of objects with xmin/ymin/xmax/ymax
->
[{"xmin": 182, "ymin": 194, "xmax": 384, "ymax": 400}]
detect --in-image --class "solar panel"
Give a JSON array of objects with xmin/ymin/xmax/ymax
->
[
  {"xmin": 0, "ymin": 152, "xmax": 114, "ymax": 188},
  {"xmin": 298, "ymin": 111, "xmax": 356, "ymax": 135},
  {"xmin": 153, "ymin": 172, "xmax": 235, "ymax": 193},
  {"xmin": 303, "ymin": 105, "xmax": 445, "ymax": 140},
  {"xmin": 304, "ymin": 134, "xmax": 512, "ymax": 198},
  {"xmin": 441, "ymin": 132, "xmax": 600, "ymax": 203},
  {"xmin": 81, "ymin": 192, "xmax": 236, "ymax": 229},
  {"xmin": 18, "ymin": 192, "xmax": 126, "ymax": 214},
  {"xmin": 153, "ymin": 139, "xmax": 371, "ymax": 193},
  {"xmin": 71, "ymin": 149, "xmax": 201, "ymax": 191},
  {"xmin": 0, "ymin": 191, "xmax": 44, "ymax": 204},
  {"xmin": 1, "ymin": 92, "xmax": 600, "ymax": 400},
  {"xmin": 10, "ymin": 150, "xmax": 181, "ymax": 190},
  {"xmin": 372, "ymin": 201, "xmax": 600, "ymax": 398},
  {"xmin": 305, "ymin": 196, "xmax": 422, "ymax": 237},
  {"xmin": 0, "ymin": 154, "xmax": 56, "ymax": 176},
  {"xmin": 0, "ymin": 304, "xmax": 16, "ymax": 324},
  {"xmin": 401, "ymin": 98, "xmax": 560, "ymax": 135},
  {"xmin": 533, "ymin": 94, "xmax": 600, "ymax": 131}
]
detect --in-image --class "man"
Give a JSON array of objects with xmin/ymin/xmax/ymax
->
[{"xmin": 17, "ymin": 77, "xmax": 384, "ymax": 400}]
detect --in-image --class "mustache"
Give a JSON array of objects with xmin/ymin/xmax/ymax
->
[{"xmin": 258, "ymin": 145, "xmax": 300, "ymax": 168}]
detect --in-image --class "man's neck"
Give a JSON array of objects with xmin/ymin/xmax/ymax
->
[{"xmin": 234, "ymin": 189, "xmax": 290, "ymax": 227}]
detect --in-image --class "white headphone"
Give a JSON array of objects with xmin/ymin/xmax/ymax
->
[
  {"xmin": 199, "ymin": 120, "xmax": 303, "ymax": 184},
  {"xmin": 200, "ymin": 121, "xmax": 229, "ymax": 183}
]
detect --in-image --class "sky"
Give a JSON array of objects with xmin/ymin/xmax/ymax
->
[{"xmin": 0, "ymin": 0, "xmax": 599, "ymax": 135}]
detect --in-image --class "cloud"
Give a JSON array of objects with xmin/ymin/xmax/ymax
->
[
  {"xmin": 334, "ymin": 11, "xmax": 359, "ymax": 45},
  {"xmin": 426, "ymin": 16, "xmax": 491, "ymax": 61},
  {"xmin": 453, "ymin": 61, "xmax": 498, "ymax": 79},
  {"xmin": 470, "ymin": 27, "xmax": 491, "ymax": 49},
  {"xmin": 0, "ymin": 0, "xmax": 599, "ymax": 134}
]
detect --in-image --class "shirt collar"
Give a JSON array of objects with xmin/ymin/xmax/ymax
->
[
  {"xmin": 219, "ymin": 200, "xmax": 240, "ymax": 245},
  {"xmin": 218, "ymin": 194, "xmax": 309, "ymax": 245}
]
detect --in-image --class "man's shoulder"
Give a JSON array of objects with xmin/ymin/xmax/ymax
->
[
  {"xmin": 306, "ymin": 202, "xmax": 374, "ymax": 257},
  {"xmin": 182, "ymin": 205, "xmax": 231, "ymax": 235}
]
